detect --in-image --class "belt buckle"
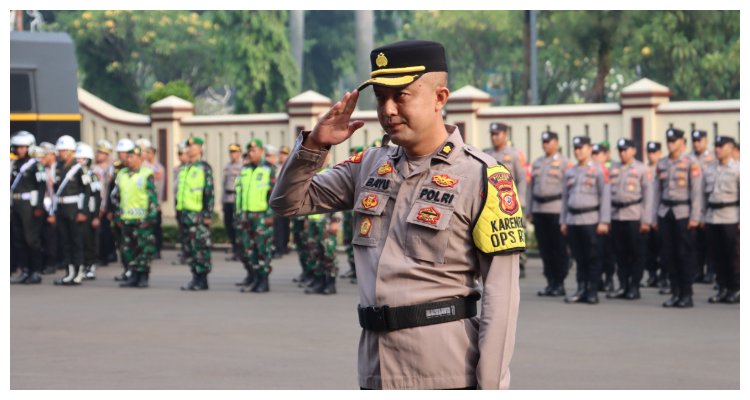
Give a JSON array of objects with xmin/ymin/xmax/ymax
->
[{"xmin": 359, "ymin": 305, "xmax": 389, "ymax": 332}]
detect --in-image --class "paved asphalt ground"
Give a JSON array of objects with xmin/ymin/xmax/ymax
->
[{"xmin": 10, "ymin": 249, "xmax": 739, "ymax": 389}]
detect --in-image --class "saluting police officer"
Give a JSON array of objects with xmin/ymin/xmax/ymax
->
[
  {"xmin": 644, "ymin": 141, "xmax": 667, "ymax": 289},
  {"xmin": 653, "ymin": 128, "xmax": 703, "ymax": 308},
  {"xmin": 177, "ymin": 136, "xmax": 215, "ymax": 291},
  {"xmin": 222, "ymin": 143, "xmax": 243, "ymax": 261},
  {"xmin": 606, "ymin": 139, "xmax": 654, "ymax": 300},
  {"xmin": 271, "ymin": 40, "xmax": 523, "ymax": 389},
  {"xmin": 10, "ymin": 131, "xmax": 47, "ymax": 284},
  {"xmin": 703, "ymin": 136, "xmax": 740, "ymax": 304},
  {"xmin": 527, "ymin": 131, "xmax": 572, "ymax": 297},
  {"xmin": 235, "ymin": 139, "xmax": 276, "ymax": 293},
  {"xmin": 690, "ymin": 129, "xmax": 717, "ymax": 284},
  {"xmin": 50, "ymin": 135, "xmax": 93, "ymax": 286},
  {"xmin": 560, "ymin": 136, "xmax": 611, "ymax": 304}
]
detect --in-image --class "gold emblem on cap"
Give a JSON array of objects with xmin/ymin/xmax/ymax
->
[{"xmin": 375, "ymin": 52, "xmax": 388, "ymax": 68}]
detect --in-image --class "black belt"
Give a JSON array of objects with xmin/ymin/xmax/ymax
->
[
  {"xmin": 533, "ymin": 194, "xmax": 562, "ymax": 203},
  {"xmin": 661, "ymin": 199, "xmax": 689, "ymax": 207},
  {"xmin": 707, "ymin": 200, "xmax": 739, "ymax": 209},
  {"xmin": 568, "ymin": 206, "xmax": 599, "ymax": 215},
  {"xmin": 612, "ymin": 198, "xmax": 642, "ymax": 209},
  {"xmin": 358, "ymin": 296, "xmax": 479, "ymax": 332}
]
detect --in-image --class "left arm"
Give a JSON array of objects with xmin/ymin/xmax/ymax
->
[{"xmin": 201, "ymin": 162, "xmax": 215, "ymax": 222}]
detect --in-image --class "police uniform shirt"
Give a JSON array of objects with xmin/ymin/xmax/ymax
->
[
  {"xmin": 485, "ymin": 145, "xmax": 527, "ymax": 206},
  {"xmin": 653, "ymin": 153, "xmax": 703, "ymax": 222},
  {"xmin": 691, "ymin": 148, "xmax": 717, "ymax": 172},
  {"xmin": 11, "ymin": 155, "xmax": 46, "ymax": 209},
  {"xmin": 559, "ymin": 160, "xmax": 611, "ymax": 225},
  {"xmin": 527, "ymin": 153, "xmax": 571, "ymax": 214},
  {"xmin": 609, "ymin": 160, "xmax": 654, "ymax": 224},
  {"xmin": 271, "ymin": 126, "xmax": 520, "ymax": 390},
  {"xmin": 222, "ymin": 159, "xmax": 243, "ymax": 204},
  {"xmin": 703, "ymin": 158, "xmax": 739, "ymax": 224}
]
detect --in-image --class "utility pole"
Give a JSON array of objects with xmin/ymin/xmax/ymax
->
[
  {"xmin": 289, "ymin": 10, "xmax": 305, "ymax": 90},
  {"xmin": 355, "ymin": 10, "xmax": 374, "ymax": 110},
  {"xmin": 530, "ymin": 10, "xmax": 538, "ymax": 105}
]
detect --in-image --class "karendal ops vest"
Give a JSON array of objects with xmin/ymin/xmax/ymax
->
[
  {"xmin": 117, "ymin": 168, "xmax": 154, "ymax": 221},
  {"xmin": 236, "ymin": 164, "xmax": 273, "ymax": 213},
  {"xmin": 177, "ymin": 163, "xmax": 205, "ymax": 212}
]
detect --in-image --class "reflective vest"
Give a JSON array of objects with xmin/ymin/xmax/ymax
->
[
  {"xmin": 236, "ymin": 164, "xmax": 272, "ymax": 212},
  {"xmin": 117, "ymin": 168, "xmax": 154, "ymax": 221},
  {"xmin": 176, "ymin": 163, "xmax": 205, "ymax": 212}
]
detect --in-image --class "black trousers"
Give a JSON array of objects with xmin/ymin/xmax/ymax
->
[
  {"xmin": 223, "ymin": 203, "xmax": 237, "ymax": 254},
  {"xmin": 42, "ymin": 218, "xmax": 61, "ymax": 267},
  {"xmin": 273, "ymin": 215, "xmax": 290, "ymax": 254},
  {"xmin": 611, "ymin": 220, "xmax": 646, "ymax": 290},
  {"xmin": 99, "ymin": 212, "xmax": 116, "ymax": 262},
  {"xmin": 11, "ymin": 203, "xmax": 44, "ymax": 273},
  {"xmin": 658, "ymin": 210, "xmax": 696, "ymax": 296},
  {"xmin": 706, "ymin": 223, "xmax": 740, "ymax": 291},
  {"xmin": 645, "ymin": 228, "xmax": 662, "ymax": 278},
  {"xmin": 83, "ymin": 221, "xmax": 100, "ymax": 266},
  {"xmin": 601, "ymin": 232, "xmax": 616, "ymax": 279},
  {"xmin": 57, "ymin": 206, "xmax": 85, "ymax": 267},
  {"xmin": 533, "ymin": 213, "xmax": 569, "ymax": 285},
  {"xmin": 567, "ymin": 224, "xmax": 601, "ymax": 288}
]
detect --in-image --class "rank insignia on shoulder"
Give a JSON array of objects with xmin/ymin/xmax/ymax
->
[
  {"xmin": 438, "ymin": 142, "xmax": 454, "ymax": 158},
  {"xmin": 359, "ymin": 216, "xmax": 372, "ymax": 237},
  {"xmin": 338, "ymin": 150, "xmax": 365, "ymax": 166},
  {"xmin": 377, "ymin": 162, "xmax": 393, "ymax": 175},
  {"xmin": 361, "ymin": 194, "xmax": 379, "ymax": 209},
  {"xmin": 432, "ymin": 174, "xmax": 458, "ymax": 188},
  {"xmin": 416, "ymin": 206, "xmax": 441, "ymax": 225}
]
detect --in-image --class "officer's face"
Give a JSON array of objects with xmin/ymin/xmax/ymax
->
[
  {"xmin": 188, "ymin": 144, "xmax": 202, "ymax": 158},
  {"xmin": 229, "ymin": 150, "xmax": 241, "ymax": 162},
  {"xmin": 59, "ymin": 149, "xmax": 73, "ymax": 162},
  {"xmin": 178, "ymin": 151, "xmax": 189, "ymax": 164},
  {"xmin": 42, "ymin": 152, "xmax": 56, "ymax": 166},
  {"xmin": 279, "ymin": 152, "xmax": 289, "ymax": 165},
  {"xmin": 248, "ymin": 146, "xmax": 264, "ymax": 165},
  {"xmin": 490, "ymin": 131, "xmax": 508, "ymax": 148},
  {"xmin": 667, "ymin": 138, "xmax": 683, "ymax": 155},
  {"xmin": 618, "ymin": 147, "xmax": 635, "ymax": 164},
  {"xmin": 715, "ymin": 143, "xmax": 732, "ymax": 161},
  {"xmin": 118, "ymin": 151, "xmax": 128, "ymax": 162},
  {"xmin": 95, "ymin": 151, "xmax": 109, "ymax": 163},
  {"xmin": 14, "ymin": 145, "xmax": 28, "ymax": 158},
  {"xmin": 574, "ymin": 145, "xmax": 591, "ymax": 162},
  {"xmin": 128, "ymin": 153, "xmax": 142, "ymax": 169},
  {"xmin": 266, "ymin": 153, "xmax": 277, "ymax": 165},
  {"xmin": 592, "ymin": 151, "xmax": 607, "ymax": 165},
  {"xmin": 542, "ymin": 139, "xmax": 558, "ymax": 155},
  {"xmin": 693, "ymin": 137, "xmax": 707, "ymax": 153},
  {"xmin": 647, "ymin": 150, "xmax": 661, "ymax": 165},
  {"xmin": 732, "ymin": 146, "xmax": 740, "ymax": 161}
]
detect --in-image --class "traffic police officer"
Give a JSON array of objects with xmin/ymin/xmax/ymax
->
[
  {"xmin": 690, "ymin": 129, "xmax": 717, "ymax": 284},
  {"xmin": 606, "ymin": 138, "xmax": 653, "ymax": 300},
  {"xmin": 109, "ymin": 138, "xmax": 134, "ymax": 281},
  {"xmin": 527, "ymin": 131, "xmax": 572, "ymax": 296},
  {"xmin": 644, "ymin": 141, "xmax": 666, "ymax": 288},
  {"xmin": 271, "ymin": 40, "xmax": 523, "ymax": 389},
  {"xmin": 50, "ymin": 135, "xmax": 93, "ymax": 286},
  {"xmin": 703, "ymin": 136, "xmax": 740, "ymax": 304},
  {"xmin": 223, "ymin": 143, "xmax": 243, "ymax": 261},
  {"xmin": 112, "ymin": 145, "xmax": 159, "ymax": 288},
  {"xmin": 74, "ymin": 143, "xmax": 103, "ymax": 281},
  {"xmin": 560, "ymin": 136, "xmax": 611, "ymax": 304},
  {"xmin": 236, "ymin": 139, "xmax": 276, "ymax": 293},
  {"xmin": 10, "ymin": 131, "xmax": 46, "ymax": 284},
  {"xmin": 654, "ymin": 128, "xmax": 703, "ymax": 308},
  {"xmin": 177, "ymin": 136, "xmax": 215, "ymax": 291}
]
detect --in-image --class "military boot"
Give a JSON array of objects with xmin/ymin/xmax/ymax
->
[
  {"xmin": 240, "ymin": 270, "xmax": 259, "ymax": 292},
  {"xmin": 114, "ymin": 269, "xmax": 131, "ymax": 282},
  {"xmin": 119, "ymin": 271, "xmax": 140, "ymax": 287},
  {"xmin": 565, "ymin": 281, "xmax": 587, "ymax": 303},
  {"xmin": 71, "ymin": 265, "xmax": 86, "ymax": 285},
  {"xmin": 136, "ymin": 271, "xmax": 149, "ymax": 288},
  {"xmin": 662, "ymin": 288, "xmax": 682, "ymax": 308},
  {"xmin": 25, "ymin": 270, "xmax": 42, "ymax": 284},
  {"xmin": 250, "ymin": 274, "xmax": 269, "ymax": 293},
  {"xmin": 645, "ymin": 272, "xmax": 658, "ymax": 288},
  {"xmin": 194, "ymin": 272, "xmax": 209, "ymax": 290},
  {"xmin": 11, "ymin": 269, "xmax": 31, "ymax": 284},
  {"xmin": 236, "ymin": 268, "xmax": 257, "ymax": 288},
  {"xmin": 54, "ymin": 265, "xmax": 77, "ymax": 286},
  {"xmin": 84, "ymin": 264, "xmax": 97, "ymax": 280},
  {"xmin": 180, "ymin": 271, "xmax": 199, "ymax": 291},
  {"xmin": 305, "ymin": 274, "xmax": 327, "ymax": 294},
  {"xmin": 625, "ymin": 286, "xmax": 641, "ymax": 300},
  {"xmin": 537, "ymin": 284, "xmax": 554, "ymax": 297},
  {"xmin": 548, "ymin": 282, "xmax": 566, "ymax": 297},
  {"xmin": 601, "ymin": 276, "xmax": 615, "ymax": 294},
  {"xmin": 585, "ymin": 287, "xmax": 600, "ymax": 304},
  {"xmin": 321, "ymin": 275, "xmax": 337, "ymax": 295},
  {"xmin": 675, "ymin": 295, "xmax": 694, "ymax": 308},
  {"xmin": 724, "ymin": 290, "xmax": 740, "ymax": 304},
  {"xmin": 708, "ymin": 288, "xmax": 728, "ymax": 304}
]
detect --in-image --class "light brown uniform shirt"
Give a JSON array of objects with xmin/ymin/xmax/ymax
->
[
  {"xmin": 702, "ymin": 158, "xmax": 739, "ymax": 224},
  {"xmin": 653, "ymin": 153, "xmax": 703, "ymax": 222},
  {"xmin": 271, "ymin": 126, "xmax": 520, "ymax": 389},
  {"xmin": 609, "ymin": 160, "xmax": 654, "ymax": 224},
  {"xmin": 527, "ymin": 153, "xmax": 571, "ymax": 214},
  {"xmin": 486, "ymin": 145, "xmax": 527, "ymax": 206}
]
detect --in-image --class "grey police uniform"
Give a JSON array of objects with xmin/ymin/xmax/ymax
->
[
  {"xmin": 690, "ymin": 147, "xmax": 718, "ymax": 282},
  {"xmin": 486, "ymin": 145, "xmax": 527, "ymax": 207},
  {"xmin": 608, "ymin": 158, "xmax": 654, "ymax": 298},
  {"xmin": 528, "ymin": 152, "xmax": 571, "ymax": 294},
  {"xmin": 560, "ymin": 159, "xmax": 611, "ymax": 301},
  {"xmin": 222, "ymin": 158, "xmax": 243, "ymax": 257}
]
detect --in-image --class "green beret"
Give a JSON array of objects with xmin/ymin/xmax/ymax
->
[
  {"xmin": 187, "ymin": 136, "xmax": 204, "ymax": 145},
  {"xmin": 129, "ymin": 145, "xmax": 143, "ymax": 155},
  {"xmin": 246, "ymin": 138, "xmax": 264, "ymax": 149}
]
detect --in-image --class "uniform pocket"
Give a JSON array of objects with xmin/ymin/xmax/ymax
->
[
  {"xmin": 404, "ymin": 200, "xmax": 455, "ymax": 264},
  {"xmin": 351, "ymin": 191, "xmax": 389, "ymax": 247}
]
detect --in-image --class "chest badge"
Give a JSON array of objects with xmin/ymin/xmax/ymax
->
[
  {"xmin": 489, "ymin": 172, "xmax": 519, "ymax": 216},
  {"xmin": 416, "ymin": 206, "xmax": 441, "ymax": 225},
  {"xmin": 432, "ymin": 174, "xmax": 458, "ymax": 188},
  {"xmin": 361, "ymin": 194, "xmax": 379, "ymax": 209},
  {"xmin": 376, "ymin": 162, "xmax": 393, "ymax": 176},
  {"xmin": 359, "ymin": 216, "xmax": 372, "ymax": 237}
]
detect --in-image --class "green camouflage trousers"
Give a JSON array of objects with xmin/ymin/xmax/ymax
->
[
  {"xmin": 122, "ymin": 221, "xmax": 156, "ymax": 272},
  {"xmin": 306, "ymin": 218, "xmax": 338, "ymax": 278},
  {"xmin": 236, "ymin": 211, "xmax": 274, "ymax": 276},
  {"xmin": 180, "ymin": 211, "xmax": 212, "ymax": 273},
  {"xmin": 292, "ymin": 217, "xmax": 308, "ymax": 273}
]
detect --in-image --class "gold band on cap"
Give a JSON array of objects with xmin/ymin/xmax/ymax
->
[
  {"xmin": 370, "ymin": 66, "xmax": 426, "ymax": 78},
  {"xmin": 358, "ymin": 74, "xmax": 421, "ymax": 91}
]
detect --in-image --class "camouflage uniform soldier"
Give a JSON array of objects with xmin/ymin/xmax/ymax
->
[
  {"xmin": 178, "ymin": 136, "xmax": 215, "ymax": 291},
  {"xmin": 291, "ymin": 216, "xmax": 310, "ymax": 284},
  {"xmin": 74, "ymin": 143, "xmax": 103, "ymax": 281},
  {"xmin": 112, "ymin": 145, "xmax": 158, "ymax": 288},
  {"xmin": 109, "ymin": 139, "xmax": 134, "ymax": 281},
  {"xmin": 236, "ymin": 139, "xmax": 276, "ymax": 293},
  {"xmin": 10, "ymin": 131, "xmax": 46, "ymax": 284},
  {"xmin": 305, "ymin": 211, "xmax": 340, "ymax": 295},
  {"xmin": 172, "ymin": 140, "xmax": 190, "ymax": 266}
]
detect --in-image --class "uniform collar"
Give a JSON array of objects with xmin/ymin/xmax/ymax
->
[{"xmin": 388, "ymin": 124, "xmax": 464, "ymax": 166}]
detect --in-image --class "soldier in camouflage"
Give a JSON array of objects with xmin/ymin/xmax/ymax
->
[
  {"xmin": 304, "ymin": 210, "xmax": 340, "ymax": 295},
  {"xmin": 108, "ymin": 139, "xmax": 134, "ymax": 281},
  {"xmin": 111, "ymin": 145, "xmax": 159, "ymax": 288},
  {"xmin": 177, "ymin": 136, "xmax": 215, "ymax": 291}
]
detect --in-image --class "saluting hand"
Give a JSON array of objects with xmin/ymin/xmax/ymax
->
[{"xmin": 305, "ymin": 90, "xmax": 365, "ymax": 150}]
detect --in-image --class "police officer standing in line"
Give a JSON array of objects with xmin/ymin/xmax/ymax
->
[
  {"xmin": 235, "ymin": 139, "xmax": 276, "ymax": 293},
  {"xmin": 560, "ymin": 136, "xmax": 611, "ymax": 304},
  {"xmin": 137, "ymin": 139, "xmax": 166, "ymax": 260},
  {"xmin": 108, "ymin": 138, "xmax": 135, "ymax": 281},
  {"xmin": 605, "ymin": 139, "xmax": 653, "ymax": 300},
  {"xmin": 527, "ymin": 131, "xmax": 572, "ymax": 297},
  {"xmin": 112, "ymin": 145, "xmax": 159, "ymax": 288},
  {"xmin": 222, "ymin": 143, "xmax": 243, "ymax": 261},
  {"xmin": 273, "ymin": 145, "xmax": 292, "ymax": 257},
  {"xmin": 592, "ymin": 143, "xmax": 616, "ymax": 293},
  {"xmin": 74, "ymin": 143, "xmax": 102, "ymax": 281},
  {"xmin": 10, "ymin": 131, "xmax": 47, "ymax": 284},
  {"xmin": 644, "ymin": 141, "xmax": 667, "ymax": 289},
  {"xmin": 653, "ymin": 128, "xmax": 703, "ymax": 308},
  {"xmin": 689, "ymin": 129, "xmax": 717, "ymax": 284},
  {"xmin": 271, "ymin": 40, "xmax": 523, "ymax": 389},
  {"xmin": 178, "ymin": 136, "xmax": 215, "ymax": 291},
  {"xmin": 93, "ymin": 140, "xmax": 115, "ymax": 268},
  {"xmin": 703, "ymin": 136, "xmax": 740, "ymax": 304},
  {"xmin": 486, "ymin": 122, "xmax": 528, "ymax": 278},
  {"xmin": 38, "ymin": 142, "xmax": 61, "ymax": 274},
  {"xmin": 172, "ymin": 140, "xmax": 190, "ymax": 266},
  {"xmin": 50, "ymin": 135, "xmax": 93, "ymax": 286}
]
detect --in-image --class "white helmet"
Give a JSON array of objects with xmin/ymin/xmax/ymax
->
[
  {"xmin": 135, "ymin": 138, "xmax": 153, "ymax": 150},
  {"xmin": 96, "ymin": 139, "xmax": 113, "ymax": 154},
  {"xmin": 11, "ymin": 130, "xmax": 36, "ymax": 147},
  {"xmin": 115, "ymin": 138, "xmax": 135, "ymax": 153},
  {"xmin": 29, "ymin": 145, "xmax": 44, "ymax": 158},
  {"xmin": 75, "ymin": 143, "xmax": 94, "ymax": 160},
  {"xmin": 39, "ymin": 142, "xmax": 57, "ymax": 155},
  {"xmin": 55, "ymin": 135, "xmax": 77, "ymax": 151}
]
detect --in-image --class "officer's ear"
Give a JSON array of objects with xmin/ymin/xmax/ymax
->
[{"xmin": 435, "ymin": 85, "xmax": 450, "ymax": 113}]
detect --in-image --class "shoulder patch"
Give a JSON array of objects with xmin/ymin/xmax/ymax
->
[
  {"xmin": 336, "ymin": 149, "xmax": 366, "ymax": 166},
  {"xmin": 472, "ymin": 163, "xmax": 526, "ymax": 255}
]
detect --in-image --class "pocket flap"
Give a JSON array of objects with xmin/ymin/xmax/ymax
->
[
  {"xmin": 405, "ymin": 200, "xmax": 455, "ymax": 231},
  {"xmin": 353, "ymin": 191, "xmax": 389, "ymax": 216}
]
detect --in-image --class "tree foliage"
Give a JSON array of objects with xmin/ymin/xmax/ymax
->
[{"xmin": 144, "ymin": 80, "xmax": 195, "ymax": 111}]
